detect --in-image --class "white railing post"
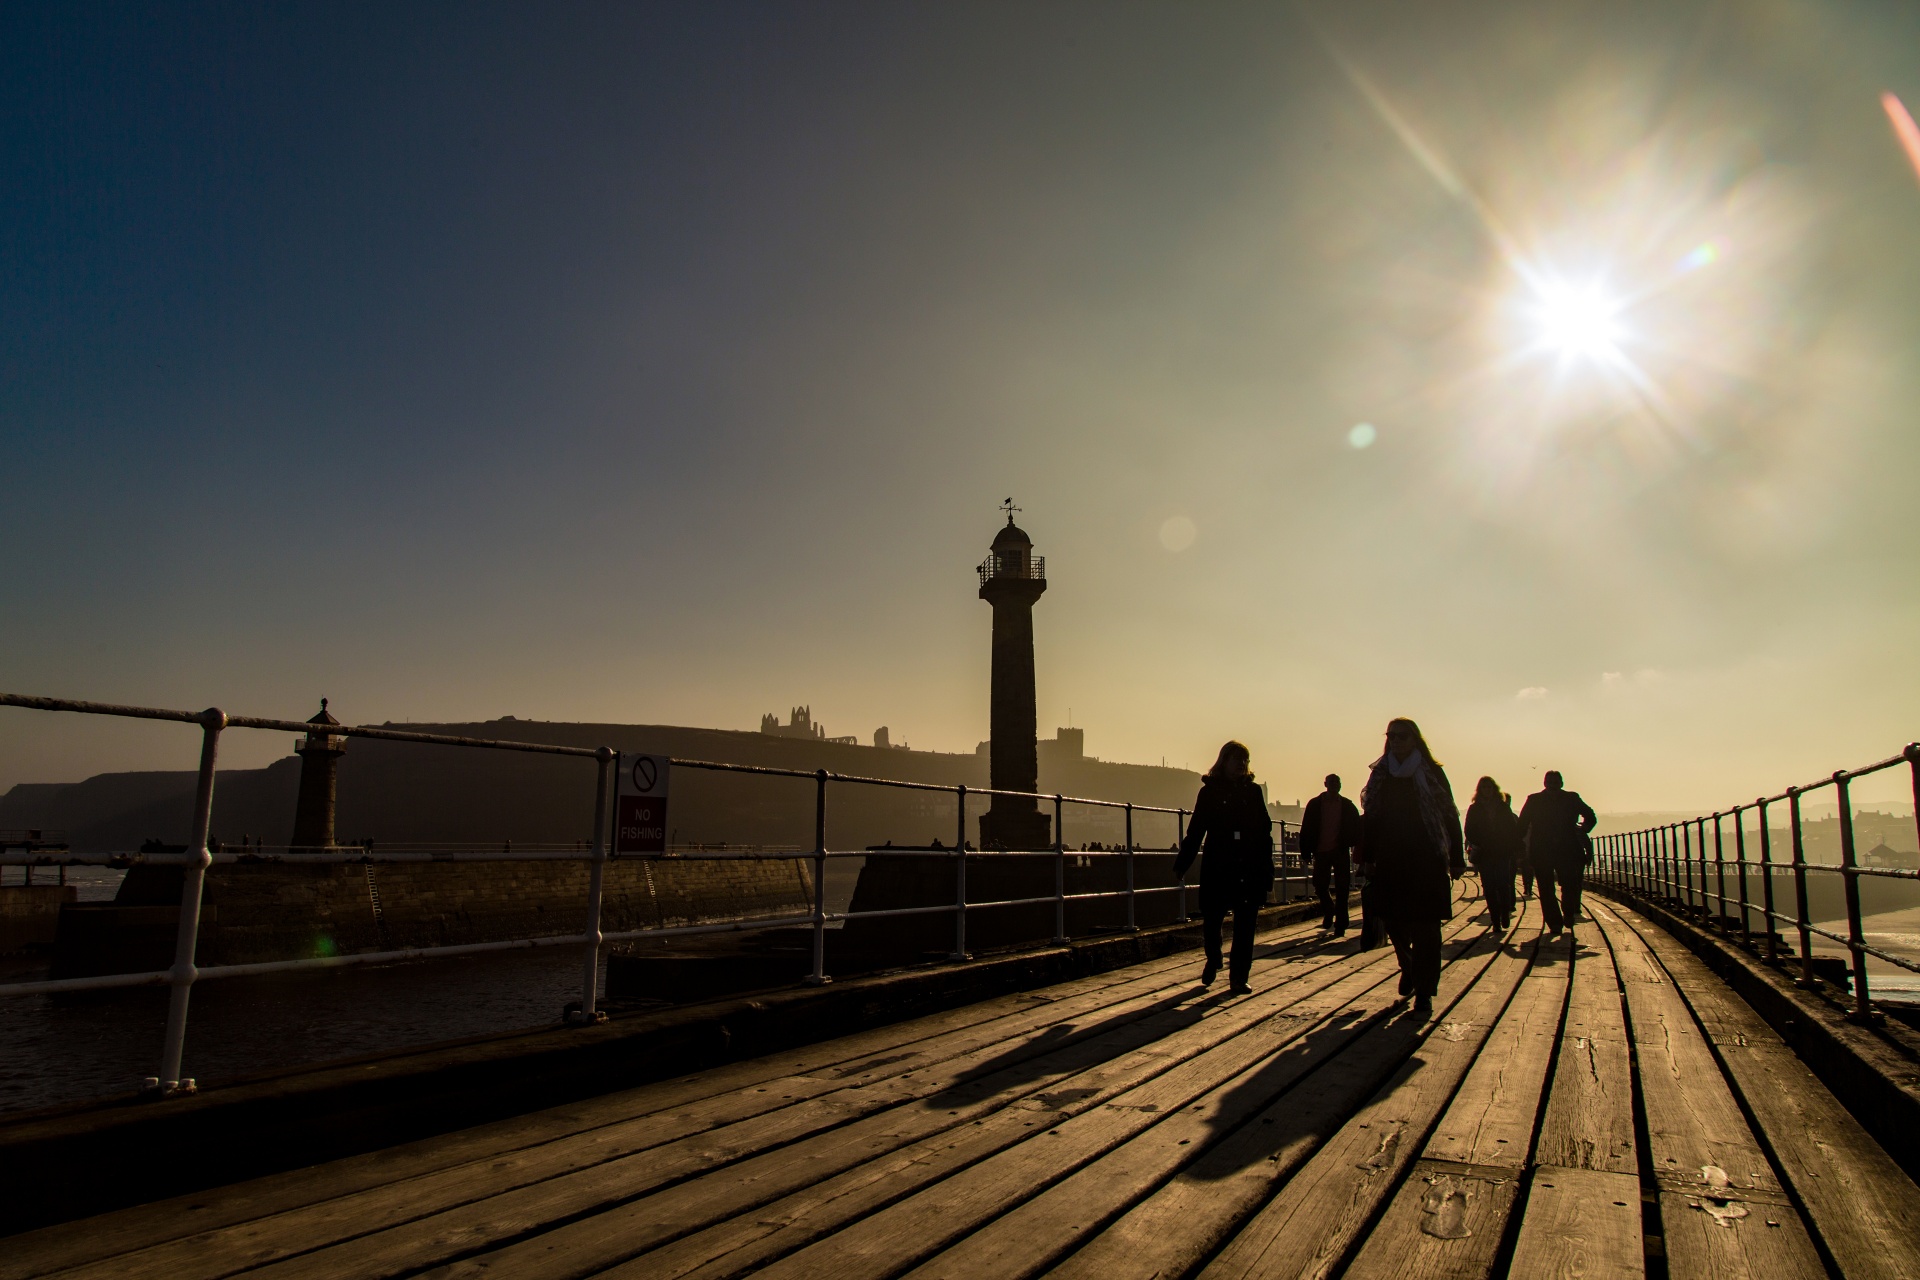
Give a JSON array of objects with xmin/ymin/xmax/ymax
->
[
  {"xmin": 951, "ymin": 784, "xmax": 970, "ymax": 960},
  {"xmin": 573, "ymin": 747, "xmax": 614, "ymax": 1025},
  {"xmin": 1053, "ymin": 794, "xmax": 1066, "ymax": 945},
  {"xmin": 807, "ymin": 769, "xmax": 830, "ymax": 985},
  {"xmin": 154, "ymin": 708, "xmax": 225, "ymax": 1096},
  {"xmin": 1177, "ymin": 808, "xmax": 1189, "ymax": 922},
  {"xmin": 1277, "ymin": 824, "xmax": 1289, "ymax": 904}
]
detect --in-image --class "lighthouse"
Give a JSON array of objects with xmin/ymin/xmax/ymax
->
[
  {"xmin": 289, "ymin": 699, "xmax": 345, "ymax": 851},
  {"xmin": 977, "ymin": 501, "xmax": 1051, "ymax": 849}
]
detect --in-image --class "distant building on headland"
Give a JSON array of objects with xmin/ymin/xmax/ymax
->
[
  {"xmin": 760, "ymin": 706, "xmax": 858, "ymax": 745},
  {"xmin": 979, "ymin": 726, "xmax": 1085, "ymax": 769}
]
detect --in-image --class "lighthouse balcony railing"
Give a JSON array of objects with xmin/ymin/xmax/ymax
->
[
  {"xmin": 0, "ymin": 690, "xmax": 1306, "ymax": 1102},
  {"xmin": 976, "ymin": 553, "xmax": 1045, "ymax": 585}
]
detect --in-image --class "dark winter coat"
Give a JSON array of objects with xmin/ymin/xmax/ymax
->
[
  {"xmin": 1299, "ymin": 793, "xmax": 1363, "ymax": 862},
  {"xmin": 1175, "ymin": 775, "xmax": 1275, "ymax": 911},
  {"xmin": 1360, "ymin": 766, "xmax": 1463, "ymax": 922},
  {"xmin": 1515, "ymin": 787, "xmax": 1598, "ymax": 873},
  {"xmin": 1464, "ymin": 796, "xmax": 1522, "ymax": 871}
]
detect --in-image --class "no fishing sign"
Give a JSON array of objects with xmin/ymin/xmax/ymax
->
[{"xmin": 613, "ymin": 753, "xmax": 671, "ymax": 855}]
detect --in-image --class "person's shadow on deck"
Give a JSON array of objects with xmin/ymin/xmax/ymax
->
[
  {"xmin": 1181, "ymin": 926, "xmax": 1513, "ymax": 1177},
  {"xmin": 906, "ymin": 920, "xmax": 1401, "ymax": 1120},
  {"xmin": 920, "ymin": 984, "xmax": 1222, "ymax": 1110}
]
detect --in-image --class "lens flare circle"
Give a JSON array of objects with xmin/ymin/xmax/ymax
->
[
  {"xmin": 1158, "ymin": 515, "xmax": 1197, "ymax": 552},
  {"xmin": 1348, "ymin": 422, "xmax": 1377, "ymax": 449}
]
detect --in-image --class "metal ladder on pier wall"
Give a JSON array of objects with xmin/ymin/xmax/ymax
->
[{"xmin": 364, "ymin": 865, "xmax": 389, "ymax": 949}]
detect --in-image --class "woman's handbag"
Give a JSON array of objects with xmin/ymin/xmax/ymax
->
[{"xmin": 1355, "ymin": 871, "xmax": 1387, "ymax": 950}]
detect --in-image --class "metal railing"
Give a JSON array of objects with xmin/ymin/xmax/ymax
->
[
  {"xmin": 1591, "ymin": 741, "xmax": 1920, "ymax": 1022},
  {"xmin": 976, "ymin": 553, "xmax": 1045, "ymax": 585},
  {"xmin": 0, "ymin": 691, "xmax": 1298, "ymax": 1098}
]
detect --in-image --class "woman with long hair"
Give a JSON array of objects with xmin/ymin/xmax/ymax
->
[
  {"xmin": 1359, "ymin": 718, "xmax": 1465, "ymax": 1018},
  {"xmin": 1174, "ymin": 740, "xmax": 1274, "ymax": 994},
  {"xmin": 1464, "ymin": 776, "xmax": 1521, "ymax": 932}
]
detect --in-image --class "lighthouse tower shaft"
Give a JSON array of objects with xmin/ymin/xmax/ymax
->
[{"xmin": 977, "ymin": 522, "xmax": 1050, "ymax": 849}]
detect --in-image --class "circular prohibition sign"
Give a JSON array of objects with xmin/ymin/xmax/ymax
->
[{"xmin": 632, "ymin": 756, "xmax": 659, "ymax": 793}]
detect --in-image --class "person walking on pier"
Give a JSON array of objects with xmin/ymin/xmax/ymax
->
[
  {"xmin": 1174, "ymin": 741, "xmax": 1274, "ymax": 994},
  {"xmin": 1464, "ymin": 776, "xmax": 1521, "ymax": 931},
  {"xmin": 1300, "ymin": 773, "xmax": 1361, "ymax": 935},
  {"xmin": 1515, "ymin": 770, "xmax": 1598, "ymax": 936},
  {"xmin": 1360, "ymin": 718, "xmax": 1465, "ymax": 1019}
]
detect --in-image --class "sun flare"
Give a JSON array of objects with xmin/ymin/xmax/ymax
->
[{"xmin": 1529, "ymin": 282, "xmax": 1626, "ymax": 363}]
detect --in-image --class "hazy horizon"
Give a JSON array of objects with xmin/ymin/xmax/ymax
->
[{"xmin": 5, "ymin": 2, "xmax": 1918, "ymax": 814}]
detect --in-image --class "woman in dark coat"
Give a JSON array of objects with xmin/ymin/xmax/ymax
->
[
  {"xmin": 1464, "ymin": 776, "xmax": 1521, "ymax": 931},
  {"xmin": 1175, "ymin": 741, "xmax": 1274, "ymax": 994},
  {"xmin": 1359, "ymin": 718, "xmax": 1464, "ymax": 1018}
]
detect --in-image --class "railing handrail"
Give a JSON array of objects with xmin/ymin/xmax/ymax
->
[
  {"xmin": 1591, "ymin": 739, "xmax": 1920, "ymax": 1026},
  {"xmin": 1, "ymin": 688, "xmax": 1304, "ymax": 1099}
]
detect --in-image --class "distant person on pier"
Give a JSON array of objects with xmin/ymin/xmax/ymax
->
[
  {"xmin": 1517, "ymin": 813, "xmax": 1535, "ymax": 899},
  {"xmin": 1464, "ymin": 777, "xmax": 1521, "ymax": 931},
  {"xmin": 1360, "ymin": 718, "xmax": 1465, "ymax": 1019},
  {"xmin": 1515, "ymin": 770, "xmax": 1598, "ymax": 936},
  {"xmin": 1300, "ymin": 773, "xmax": 1361, "ymax": 935},
  {"xmin": 1174, "ymin": 741, "xmax": 1274, "ymax": 994}
]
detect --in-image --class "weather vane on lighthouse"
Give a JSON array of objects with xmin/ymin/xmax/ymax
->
[{"xmin": 1000, "ymin": 497, "xmax": 1020, "ymax": 526}]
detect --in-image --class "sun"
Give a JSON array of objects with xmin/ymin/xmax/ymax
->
[{"xmin": 1528, "ymin": 281, "xmax": 1627, "ymax": 363}]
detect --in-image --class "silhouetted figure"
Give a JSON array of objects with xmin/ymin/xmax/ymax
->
[
  {"xmin": 1300, "ymin": 773, "xmax": 1360, "ymax": 935},
  {"xmin": 1174, "ymin": 741, "xmax": 1274, "ymax": 994},
  {"xmin": 1360, "ymin": 718, "xmax": 1464, "ymax": 1020},
  {"xmin": 1518, "ymin": 804, "xmax": 1535, "ymax": 901},
  {"xmin": 1464, "ymin": 777, "xmax": 1521, "ymax": 931},
  {"xmin": 1515, "ymin": 770, "xmax": 1598, "ymax": 936}
]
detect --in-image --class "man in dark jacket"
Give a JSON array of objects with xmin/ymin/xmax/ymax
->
[
  {"xmin": 1514, "ymin": 771, "xmax": 1598, "ymax": 935},
  {"xmin": 1300, "ymin": 774, "xmax": 1362, "ymax": 934},
  {"xmin": 1175, "ymin": 743, "xmax": 1274, "ymax": 993}
]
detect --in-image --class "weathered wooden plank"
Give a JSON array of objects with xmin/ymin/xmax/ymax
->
[
  {"xmin": 1196, "ymin": 930, "xmax": 1544, "ymax": 1280},
  {"xmin": 1604, "ymin": 899, "xmax": 1920, "ymax": 1280},
  {"xmin": 202, "ymin": 932, "xmax": 1379, "ymax": 1280},
  {"xmin": 1042, "ymin": 914, "xmax": 1522, "ymax": 1280},
  {"xmin": 46, "ymin": 937, "xmax": 1328, "ymax": 1280},
  {"xmin": 906, "ymin": 928, "xmax": 1512, "ymax": 1279},
  {"xmin": 8, "ymin": 928, "xmax": 1327, "ymax": 1280},
  {"xmin": 742, "ymin": 948, "xmax": 1441, "ymax": 1280},
  {"xmin": 1505, "ymin": 1166, "xmax": 1644, "ymax": 1279},
  {"xmin": 1415, "ymin": 934, "xmax": 1570, "ymax": 1169},
  {"xmin": 0, "ymin": 944, "xmax": 1214, "ymax": 1279},
  {"xmin": 412, "ymin": 931, "xmax": 1428, "ymax": 1280},
  {"xmin": 1337, "ymin": 931, "xmax": 1572, "ymax": 1279},
  {"xmin": 598, "ymin": 925, "xmax": 1492, "ymax": 1280},
  {"xmin": 1588, "ymin": 902, "xmax": 1827, "ymax": 1280},
  {"xmin": 1535, "ymin": 916, "xmax": 1636, "ymax": 1175}
]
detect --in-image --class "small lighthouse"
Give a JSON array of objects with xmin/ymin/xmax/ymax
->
[
  {"xmin": 289, "ymin": 698, "xmax": 345, "ymax": 851},
  {"xmin": 977, "ymin": 501, "xmax": 1051, "ymax": 849}
]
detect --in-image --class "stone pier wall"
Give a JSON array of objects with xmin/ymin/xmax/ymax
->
[{"xmin": 52, "ymin": 857, "xmax": 815, "ymax": 974}]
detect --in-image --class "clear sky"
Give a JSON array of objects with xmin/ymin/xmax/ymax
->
[{"xmin": 4, "ymin": 1, "xmax": 1918, "ymax": 813}]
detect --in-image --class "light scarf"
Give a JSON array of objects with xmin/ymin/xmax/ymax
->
[{"xmin": 1362, "ymin": 748, "xmax": 1461, "ymax": 862}]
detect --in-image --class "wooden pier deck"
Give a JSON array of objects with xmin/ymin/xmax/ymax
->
[{"xmin": 7, "ymin": 892, "xmax": 1919, "ymax": 1280}]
